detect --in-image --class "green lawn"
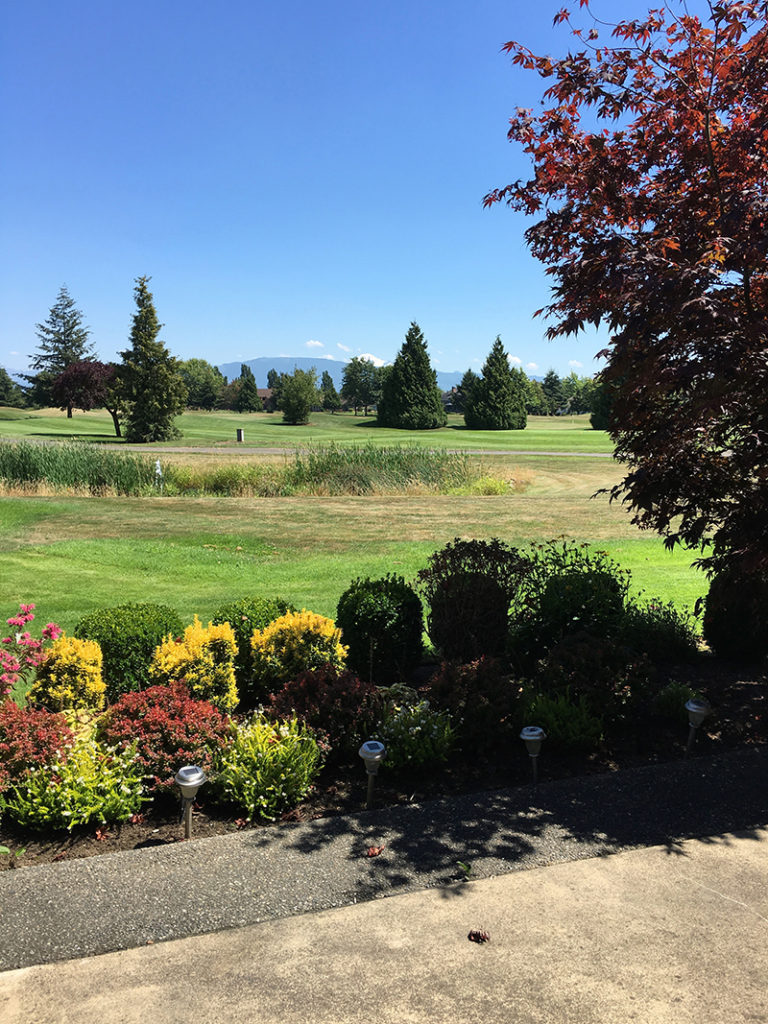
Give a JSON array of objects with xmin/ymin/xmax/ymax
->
[
  {"xmin": 0, "ymin": 406, "xmax": 614, "ymax": 454},
  {"xmin": 0, "ymin": 486, "xmax": 707, "ymax": 633}
]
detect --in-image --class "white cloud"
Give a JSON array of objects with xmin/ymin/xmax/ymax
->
[
  {"xmin": 9, "ymin": 350, "xmax": 19, "ymax": 356},
  {"xmin": 526, "ymin": 362, "xmax": 539, "ymax": 371},
  {"xmin": 568, "ymin": 360, "xmax": 583, "ymax": 369},
  {"xmin": 306, "ymin": 339, "xmax": 324, "ymax": 349},
  {"xmin": 337, "ymin": 343, "xmax": 352, "ymax": 353},
  {"xmin": 508, "ymin": 355, "xmax": 522, "ymax": 366},
  {"xmin": 358, "ymin": 352, "xmax": 387, "ymax": 367}
]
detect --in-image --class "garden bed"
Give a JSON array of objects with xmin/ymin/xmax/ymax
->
[{"xmin": 2, "ymin": 659, "xmax": 764, "ymax": 871}]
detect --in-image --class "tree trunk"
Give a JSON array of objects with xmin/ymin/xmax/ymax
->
[{"xmin": 106, "ymin": 406, "xmax": 122, "ymax": 437}]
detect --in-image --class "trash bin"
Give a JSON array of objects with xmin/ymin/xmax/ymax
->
[{"xmin": 236, "ymin": 428, "xmax": 245, "ymax": 443}]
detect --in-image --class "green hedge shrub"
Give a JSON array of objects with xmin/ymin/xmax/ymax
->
[
  {"xmin": 417, "ymin": 538, "xmax": 530, "ymax": 661},
  {"xmin": 74, "ymin": 603, "xmax": 183, "ymax": 701},
  {"xmin": 336, "ymin": 575, "xmax": 424, "ymax": 683}
]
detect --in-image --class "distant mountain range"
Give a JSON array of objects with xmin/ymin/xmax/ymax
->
[{"xmin": 217, "ymin": 356, "xmax": 467, "ymax": 392}]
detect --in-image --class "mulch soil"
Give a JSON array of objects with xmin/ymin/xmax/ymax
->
[{"xmin": 1, "ymin": 658, "xmax": 765, "ymax": 871}]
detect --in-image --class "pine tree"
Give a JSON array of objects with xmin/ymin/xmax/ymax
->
[
  {"xmin": 27, "ymin": 285, "xmax": 94, "ymax": 414},
  {"xmin": 119, "ymin": 276, "xmax": 187, "ymax": 443},
  {"xmin": 377, "ymin": 323, "xmax": 446, "ymax": 430},
  {"xmin": 0, "ymin": 367, "xmax": 24, "ymax": 408},
  {"xmin": 541, "ymin": 369, "xmax": 565, "ymax": 415},
  {"xmin": 320, "ymin": 370, "xmax": 341, "ymax": 413},
  {"xmin": 234, "ymin": 364, "xmax": 261, "ymax": 412},
  {"xmin": 464, "ymin": 337, "xmax": 526, "ymax": 430}
]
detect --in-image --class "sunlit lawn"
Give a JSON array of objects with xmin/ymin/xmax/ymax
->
[
  {"xmin": 0, "ymin": 406, "xmax": 614, "ymax": 453},
  {"xmin": 0, "ymin": 451, "xmax": 708, "ymax": 631}
]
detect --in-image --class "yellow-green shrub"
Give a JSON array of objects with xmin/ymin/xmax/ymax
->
[
  {"xmin": 150, "ymin": 617, "xmax": 238, "ymax": 712},
  {"xmin": 28, "ymin": 635, "xmax": 106, "ymax": 712},
  {"xmin": 250, "ymin": 609, "xmax": 348, "ymax": 699}
]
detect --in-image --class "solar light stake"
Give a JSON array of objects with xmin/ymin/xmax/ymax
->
[
  {"xmin": 520, "ymin": 726, "xmax": 547, "ymax": 784},
  {"xmin": 359, "ymin": 741, "xmax": 386, "ymax": 810},
  {"xmin": 175, "ymin": 765, "xmax": 207, "ymax": 839},
  {"xmin": 684, "ymin": 698, "xmax": 711, "ymax": 755}
]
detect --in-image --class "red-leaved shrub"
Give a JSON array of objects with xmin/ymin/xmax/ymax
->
[
  {"xmin": 422, "ymin": 657, "xmax": 523, "ymax": 751},
  {"xmin": 266, "ymin": 666, "xmax": 382, "ymax": 761},
  {"xmin": 0, "ymin": 701, "xmax": 74, "ymax": 790},
  {"xmin": 96, "ymin": 682, "xmax": 233, "ymax": 791}
]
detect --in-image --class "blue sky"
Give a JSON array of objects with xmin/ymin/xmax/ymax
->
[{"xmin": 0, "ymin": 0, "xmax": 709, "ymax": 379}]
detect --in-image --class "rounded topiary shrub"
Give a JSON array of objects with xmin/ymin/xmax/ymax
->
[
  {"xmin": 96, "ymin": 682, "xmax": 233, "ymax": 791},
  {"xmin": 266, "ymin": 665, "xmax": 383, "ymax": 762},
  {"xmin": 703, "ymin": 568, "xmax": 768, "ymax": 660},
  {"xmin": 250, "ymin": 609, "xmax": 348, "ymax": 701},
  {"xmin": 336, "ymin": 575, "xmax": 424, "ymax": 683},
  {"xmin": 211, "ymin": 596, "xmax": 294, "ymax": 702},
  {"xmin": 536, "ymin": 570, "xmax": 625, "ymax": 643},
  {"xmin": 417, "ymin": 538, "xmax": 530, "ymax": 661},
  {"xmin": 74, "ymin": 603, "xmax": 183, "ymax": 701}
]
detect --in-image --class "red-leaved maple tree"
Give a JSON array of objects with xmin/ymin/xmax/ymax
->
[{"xmin": 485, "ymin": 1, "xmax": 768, "ymax": 578}]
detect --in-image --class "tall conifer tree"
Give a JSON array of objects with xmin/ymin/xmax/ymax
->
[
  {"xmin": 464, "ymin": 337, "xmax": 526, "ymax": 430},
  {"xmin": 27, "ymin": 285, "xmax": 94, "ymax": 413},
  {"xmin": 119, "ymin": 276, "xmax": 187, "ymax": 442},
  {"xmin": 377, "ymin": 322, "xmax": 446, "ymax": 430}
]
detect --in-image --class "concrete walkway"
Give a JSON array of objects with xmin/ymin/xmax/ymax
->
[{"xmin": 1, "ymin": 749, "xmax": 766, "ymax": 1023}]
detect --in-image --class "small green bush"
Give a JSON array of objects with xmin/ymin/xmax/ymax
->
[
  {"xmin": 212, "ymin": 714, "xmax": 321, "ymax": 822},
  {"xmin": 537, "ymin": 570, "xmax": 625, "ymax": 641},
  {"xmin": 211, "ymin": 596, "xmax": 294, "ymax": 702},
  {"xmin": 1, "ymin": 739, "xmax": 146, "ymax": 830},
  {"xmin": 374, "ymin": 697, "xmax": 455, "ymax": 770},
  {"xmin": 703, "ymin": 567, "xmax": 768, "ymax": 660},
  {"xmin": 620, "ymin": 598, "xmax": 700, "ymax": 663},
  {"xmin": 523, "ymin": 691, "xmax": 604, "ymax": 753},
  {"xmin": 74, "ymin": 603, "xmax": 184, "ymax": 701},
  {"xmin": 336, "ymin": 575, "xmax": 424, "ymax": 683},
  {"xmin": 417, "ymin": 538, "xmax": 530, "ymax": 661},
  {"xmin": 654, "ymin": 681, "xmax": 701, "ymax": 722}
]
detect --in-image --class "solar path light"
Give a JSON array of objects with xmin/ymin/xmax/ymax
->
[
  {"xmin": 685, "ymin": 698, "xmax": 711, "ymax": 755},
  {"xmin": 175, "ymin": 765, "xmax": 207, "ymax": 839},
  {"xmin": 520, "ymin": 726, "xmax": 547, "ymax": 784},
  {"xmin": 359, "ymin": 740, "xmax": 386, "ymax": 810}
]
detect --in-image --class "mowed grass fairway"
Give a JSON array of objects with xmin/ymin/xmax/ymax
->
[
  {"xmin": 0, "ymin": 441, "xmax": 708, "ymax": 630},
  {"xmin": 0, "ymin": 406, "xmax": 614, "ymax": 453}
]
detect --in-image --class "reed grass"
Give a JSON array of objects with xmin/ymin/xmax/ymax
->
[{"xmin": 0, "ymin": 441, "xmax": 157, "ymax": 496}]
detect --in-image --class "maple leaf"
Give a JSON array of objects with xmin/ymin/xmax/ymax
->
[{"xmin": 366, "ymin": 844, "xmax": 385, "ymax": 857}]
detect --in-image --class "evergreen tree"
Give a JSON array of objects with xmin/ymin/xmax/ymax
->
[
  {"xmin": 320, "ymin": 370, "xmax": 341, "ymax": 413},
  {"xmin": 541, "ymin": 369, "xmax": 565, "ymax": 415},
  {"xmin": 119, "ymin": 276, "xmax": 187, "ymax": 443},
  {"xmin": 266, "ymin": 368, "xmax": 285, "ymax": 410},
  {"xmin": 0, "ymin": 367, "xmax": 24, "ymax": 407},
  {"xmin": 522, "ymin": 375, "xmax": 549, "ymax": 415},
  {"xmin": 234, "ymin": 364, "xmax": 261, "ymax": 412},
  {"xmin": 26, "ymin": 285, "xmax": 94, "ymax": 414},
  {"xmin": 464, "ymin": 338, "xmax": 526, "ymax": 430},
  {"xmin": 452, "ymin": 368, "xmax": 479, "ymax": 414},
  {"xmin": 377, "ymin": 323, "xmax": 446, "ymax": 430}
]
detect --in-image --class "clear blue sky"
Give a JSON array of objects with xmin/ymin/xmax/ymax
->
[{"xmin": 0, "ymin": 0, "xmax": 710, "ymax": 380}]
